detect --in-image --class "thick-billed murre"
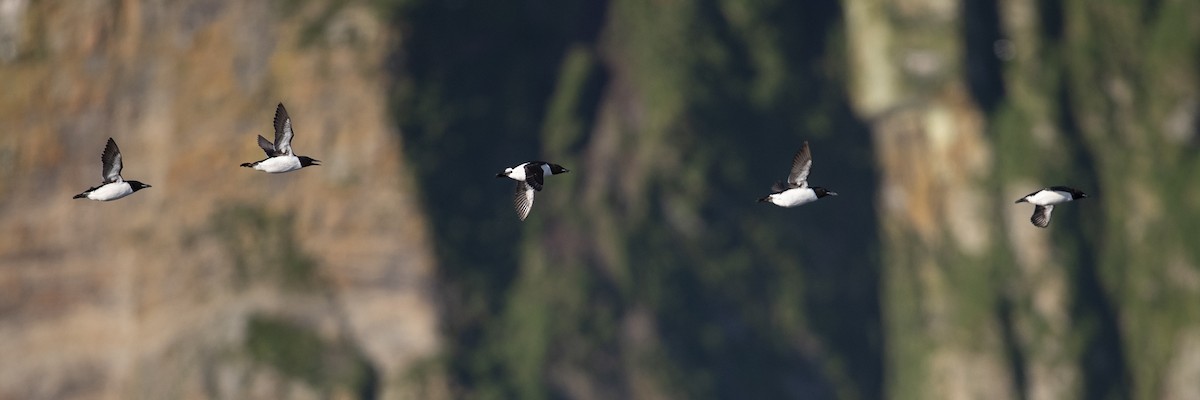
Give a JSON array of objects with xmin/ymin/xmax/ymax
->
[
  {"xmin": 73, "ymin": 138, "xmax": 151, "ymax": 201},
  {"xmin": 241, "ymin": 103, "xmax": 321, "ymax": 173},
  {"xmin": 758, "ymin": 141, "xmax": 837, "ymax": 207},
  {"xmin": 496, "ymin": 161, "xmax": 569, "ymax": 221},
  {"xmin": 1015, "ymin": 186, "xmax": 1087, "ymax": 228}
]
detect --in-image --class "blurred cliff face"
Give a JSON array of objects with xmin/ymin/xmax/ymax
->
[
  {"xmin": 846, "ymin": 0, "xmax": 1200, "ymax": 399},
  {"xmin": 5, "ymin": 0, "xmax": 1200, "ymax": 399},
  {"xmin": 0, "ymin": 1, "xmax": 440, "ymax": 399}
]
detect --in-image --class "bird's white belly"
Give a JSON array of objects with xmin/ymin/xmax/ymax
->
[
  {"xmin": 1028, "ymin": 190, "xmax": 1072, "ymax": 206},
  {"xmin": 89, "ymin": 182, "xmax": 134, "ymax": 201},
  {"xmin": 255, "ymin": 156, "xmax": 302, "ymax": 173},
  {"xmin": 772, "ymin": 188, "xmax": 817, "ymax": 207}
]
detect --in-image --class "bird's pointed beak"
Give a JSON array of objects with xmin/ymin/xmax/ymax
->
[
  {"xmin": 562, "ymin": 168, "xmax": 570, "ymax": 173},
  {"xmin": 757, "ymin": 196, "xmax": 770, "ymax": 203},
  {"xmin": 496, "ymin": 172, "xmax": 506, "ymax": 178},
  {"xmin": 829, "ymin": 192, "xmax": 839, "ymax": 196}
]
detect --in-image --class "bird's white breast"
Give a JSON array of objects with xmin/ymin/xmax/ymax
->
[
  {"xmin": 507, "ymin": 163, "xmax": 530, "ymax": 181},
  {"xmin": 88, "ymin": 182, "xmax": 134, "ymax": 201},
  {"xmin": 254, "ymin": 156, "xmax": 302, "ymax": 173},
  {"xmin": 1027, "ymin": 190, "xmax": 1073, "ymax": 206},
  {"xmin": 771, "ymin": 188, "xmax": 818, "ymax": 207}
]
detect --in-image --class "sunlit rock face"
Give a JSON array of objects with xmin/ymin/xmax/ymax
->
[
  {"xmin": 844, "ymin": 0, "xmax": 1014, "ymax": 398},
  {"xmin": 0, "ymin": 1, "xmax": 441, "ymax": 399}
]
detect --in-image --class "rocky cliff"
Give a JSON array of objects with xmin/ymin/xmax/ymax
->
[
  {"xmin": 0, "ymin": 1, "xmax": 441, "ymax": 399},
  {"xmin": 845, "ymin": 0, "xmax": 1200, "ymax": 399},
  {"xmin": 5, "ymin": 0, "xmax": 1200, "ymax": 399},
  {"xmin": 395, "ymin": 0, "xmax": 880, "ymax": 398}
]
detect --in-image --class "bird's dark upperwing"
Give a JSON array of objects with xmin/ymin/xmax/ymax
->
[
  {"xmin": 74, "ymin": 184, "xmax": 104, "ymax": 198},
  {"xmin": 525, "ymin": 164, "xmax": 545, "ymax": 191},
  {"xmin": 1048, "ymin": 185, "xmax": 1077, "ymax": 193},
  {"xmin": 101, "ymin": 138, "xmax": 123, "ymax": 183},
  {"xmin": 771, "ymin": 181, "xmax": 799, "ymax": 193},
  {"xmin": 256, "ymin": 135, "xmax": 278, "ymax": 157}
]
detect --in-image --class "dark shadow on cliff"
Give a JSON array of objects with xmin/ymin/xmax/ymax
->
[
  {"xmin": 1039, "ymin": 0, "xmax": 1064, "ymax": 40},
  {"xmin": 382, "ymin": 0, "xmax": 881, "ymax": 398},
  {"xmin": 996, "ymin": 295, "xmax": 1029, "ymax": 400},
  {"xmin": 796, "ymin": 108, "xmax": 881, "ymax": 400},
  {"xmin": 640, "ymin": 0, "xmax": 880, "ymax": 398},
  {"xmin": 382, "ymin": 0, "xmax": 610, "ymax": 396},
  {"xmin": 1056, "ymin": 77, "xmax": 1132, "ymax": 400},
  {"xmin": 963, "ymin": 0, "xmax": 1006, "ymax": 113},
  {"xmin": 777, "ymin": 4, "xmax": 883, "ymax": 398}
]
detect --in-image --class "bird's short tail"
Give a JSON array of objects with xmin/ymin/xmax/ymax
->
[
  {"xmin": 757, "ymin": 196, "xmax": 770, "ymax": 203},
  {"xmin": 1015, "ymin": 198, "xmax": 1028, "ymax": 204},
  {"xmin": 240, "ymin": 162, "xmax": 254, "ymax": 168},
  {"xmin": 72, "ymin": 193, "xmax": 86, "ymax": 199}
]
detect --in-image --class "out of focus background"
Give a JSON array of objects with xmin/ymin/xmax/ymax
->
[{"xmin": 1, "ymin": 0, "xmax": 1199, "ymax": 399}]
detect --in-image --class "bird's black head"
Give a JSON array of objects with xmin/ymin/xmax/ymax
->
[
  {"xmin": 813, "ymin": 187, "xmax": 838, "ymax": 198},
  {"xmin": 128, "ymin": 181, "xmax": 151, "ymax": 192},
  {"xmin": 550, "ymin": 164, "xmax": 569, "ymax": 174},
  {"xmin": 299, "ymin": 156, "xmax": 321, "ymax": 167},
  {"xmin": 1051, "ymin": 186, "xmax": 1087, "ymax": 200}
]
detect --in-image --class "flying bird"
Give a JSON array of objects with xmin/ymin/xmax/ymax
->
[
  {"xmin": 496, "ymin": 161, "xmax": 569, "ymax": 221},
  {"xmin": 1015, "ymin": 186, "xmax": 1087, "ymax": 228},
  {"xmin": 73, "ymin": 138, "xmax": 151, "ymax": 201},
  {"xmin": 241, "ymin": 103, "xmax": 321, "ymax": 173},
  {"xmin": 758, "ymin": 141, "xmax": 837, "ymax": 207}
]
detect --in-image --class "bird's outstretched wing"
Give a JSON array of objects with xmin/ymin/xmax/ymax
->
[
  {"xmin": 787, "ymin": 141, "xmax": 813, "ymax": 189},
  {"xmin": 273, "ymin": 103, "xmax": 294, "ymax": 156},
  {"xmin": 256, "ymin": 135, "xmax": 278, "ymax": 157},
  {"xmin": 525, "ymin": 164, "xmax": 545, "ymax": 191},
  {"xmin": 1031, "ymin": 205, "xmax": 1054, "ymax": 228},
  {"xmin": 514, "ymin": 181, "xmax": 536, "ymax": 221},
  {"xmin": 101, "ymin": 138, "xmax": 123, "ymax": 183}
]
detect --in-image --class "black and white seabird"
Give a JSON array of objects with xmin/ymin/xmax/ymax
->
[
  {"xmin": 496, "ymin": 161, "xmax": 569, "ymax": 221},
  {"xmin": 758, "ymin": 141, "xmax": 837, "ymax": 207},
  {"xmin": 73, "ymin": 138, "xmax": 151, "ymax": 201},
  {"xmin": 1015, "ymin": 186, "xmax": 1087, "ymax": 228},
  {"xmin": 241, "ymin": 103, "xmax": 321, "ymax": 173}
]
